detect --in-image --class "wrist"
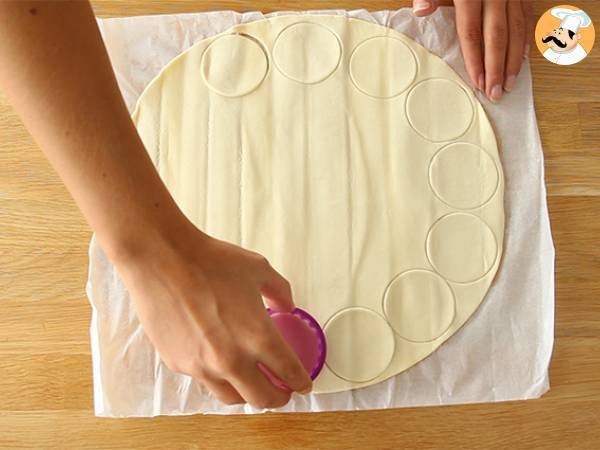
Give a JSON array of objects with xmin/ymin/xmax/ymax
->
[{"xmin": 101, "ymin": 202, "xmax": 202, "ymax": 268}]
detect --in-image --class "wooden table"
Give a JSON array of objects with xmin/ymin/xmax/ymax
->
[{"xmin": 1, "ymin": 1, "xmax": 598, "ymax": 448}]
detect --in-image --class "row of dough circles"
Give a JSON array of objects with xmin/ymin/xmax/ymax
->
[
  {"xmin": 324, "ymin": 210, "xmax": 500, "ymax": 383},
  {"xmin": 324, "ymin": 143, "xmax": 500, "ymax": 382},
  {"xmin": 324, "ymin": 152, "xmax": 500, "ymax": 383},
  {"xmin": 200, "ymin": 22, "xmax": 476, "ymax": 143},
  {"xmin": 200, "ymin": 21, "xmax": 502, "ymax": 385}
]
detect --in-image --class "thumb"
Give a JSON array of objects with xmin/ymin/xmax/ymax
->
[
  {"xmin": 259, "ymin": 265, "xmax": 295, "ymax": 313},
  {"xmin": 413, "ymin": 0, "xmax": 439, "ymax": 17}
]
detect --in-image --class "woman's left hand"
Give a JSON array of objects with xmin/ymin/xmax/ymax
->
[{"xmin": 413, "ymin": 0, "xmax": 533, "ymax": 103}]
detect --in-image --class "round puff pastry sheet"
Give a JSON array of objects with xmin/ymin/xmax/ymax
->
[{"xmin": 132, "ymin": 15, "xmax": 505, "ymax": 394}]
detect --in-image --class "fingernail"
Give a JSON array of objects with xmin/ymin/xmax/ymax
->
[
  {"xmin": 478, "ymin": 73, "xmax": 485, "ymax": 92},
  {"xmin": 504, "ymin": 75, "xmax": 516, "ymax": 93},
  {"xmin": 299, "ymin": 386, "xmax": 312, "ymax": 395},
  {"xmin": 523, "ymin": 44, "xmax": 530, "ymax": 59},
  {"xmin": 413, "ymin": 0, "xmax": 431, "ymax": 13},
  {"xmin": 489, "ymin": 84, "xmax": 503, "ymax": 103}
]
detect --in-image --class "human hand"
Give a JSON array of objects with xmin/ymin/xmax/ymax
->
[
  {"xmin": 0, "ymin": 0, "xmax": 312, "ymax": 411},
  {"xmin": 112, "ymin": 220, "xmax": 312, "ymax": 409},
  {"xmin": 413, "ymin": 0, "xmax": 532, "ymax": 102}
]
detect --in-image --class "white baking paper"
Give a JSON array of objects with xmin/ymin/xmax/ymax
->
[{"xmin": 86, "ymin": 8, "xmax": 555, "ymax": 417}]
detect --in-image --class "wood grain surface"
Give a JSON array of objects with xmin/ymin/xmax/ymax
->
[{"xmin": 1, "ymin": 1, "xmax": 599, "ymax": 449}]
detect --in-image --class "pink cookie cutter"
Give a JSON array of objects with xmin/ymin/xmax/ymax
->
[{"xmin": 261, "ymin": 307, "xmax": 327, "ymax": 389}]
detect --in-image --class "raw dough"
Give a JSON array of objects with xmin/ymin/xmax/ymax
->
[
  {"xmin": 429, "ymin": 142, "xmax": 499, "ymax": 209},
  {"xmin": 406, "ymin": 78, "xmax": 474, "ymax": 142},
  {"xmin": 132, "ymin": 15, "xmax": 505, "ymax": 394},
  {"xmin": 383, "ymin": 270, "xmax": 455, "ymax": 342},
  {"xmin": 201, "ymin": 34, "xmax": 268, "ymax": 97},
  {"xmin": 426, "ymin": 213, "xmax": 498, "ymax": 283},
  {"xmin": 349, "ymin": 36, "xmax": 417, "ymax": 98},
  {"xmin": 273, "ymin": 22, "xmax": 342, "ymax": 84},
  {"xmin": 324, "ymin": 307, "xmax": 396, "ymax": 382}
]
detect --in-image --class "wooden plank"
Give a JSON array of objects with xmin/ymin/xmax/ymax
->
[
  {"xmin": 0, "ymin": 354, "xmax": 93, "ymax": 412},
  {"xmin": 579, "ymin": 102, "xmax": 600, "ymax": 150},
  {"xmin": 536, "ymin": 101, "xmax": 582, "ymax": 158},
  {"xmin": 0, "ymin": 398, "xmax": 599, "ymax": 450},
  {"xmin": 550, "ymin": 197, "xmax": 600, "ymax": 338},
  {"xmin": 545, "ymin": 157, "xmax": 600, "ymax": 196},
  {"xmin": 0, "ymin": 299, "xmax": 91, "ymax": 353}
]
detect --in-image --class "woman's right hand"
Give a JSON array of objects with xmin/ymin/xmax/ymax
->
[
  {"xmin": 112, "ymin": 219, "xmax": 313, "ymax": 409},
  {"xmin": 0, "ymin": 0, "xmax": 307, "ymax": 411}
]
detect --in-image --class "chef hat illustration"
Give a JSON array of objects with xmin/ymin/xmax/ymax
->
[{"xmin": 551, "ymin": 8, "xmax": 592, "ymax": 34}]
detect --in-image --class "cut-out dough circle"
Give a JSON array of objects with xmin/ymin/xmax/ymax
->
[
  {"xmin": 383, "ymin": 270, "xmax": 455, "ymax": 342},
  {"xmin": 429, "ymin": 142, "xmax": 500, "ymax": 210},
  {"xmin": 132, "ymin": 16, "xmax": 504, "ymax": 395},
  {"xmin": 201, "ymin": 34, "xmax": 268, "ymax": 97},
  {"xmin": 273, "ymin": 22, "xmax": 342, "ymax": 84},
  {"xmin": 324, "ymin": 307, "xmax": 395, "ymax": 382},
  {"xmin": 426, "ymin": 213, "xmax": 498, "ymax": 283},
  {"xmin": 349, "ymin": 36, "xmax": 417, "ymax": 98},
  {"xmin": 406, "ymin": 78, "xmax": 474, "ymax": 142}
]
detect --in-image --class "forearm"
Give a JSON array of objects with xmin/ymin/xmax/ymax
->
[{"xmin": 0, "ymin": 1, "xmax": 189, "ymax": 261}]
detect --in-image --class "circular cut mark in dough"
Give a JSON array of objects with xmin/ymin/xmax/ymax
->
[
  {"xmin": 324, "ymin": 307, "xmax": 395, "ymax": 382},
  {"xmin": 429, "ymin": 142, "xmax": 500, "ymax": 210},
  {"xmin": 426, "ymin": 213, "xmax": 498, "ymax": 283},
  {"xmin": 273, "ymin": 22, "xmax": 342, "ymax": 84},
  {"xmin": 406, "ymin": 78, "xmax": 474, "ymax": 142},
  {"xmin": 349, "ymin": 36, "xmax": 417, "ymax": 98},
  {"xmin": 201, "ymin": 34, "xmax": 268, "ymax": 97},
  {"xmin": 383, "ymin": 269, "xmax": 456, "ymax": 342}
]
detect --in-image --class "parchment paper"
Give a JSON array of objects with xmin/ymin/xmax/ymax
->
[{"xmin": 86, "ymin": 8, "xmax": 555, "ymax": 417}]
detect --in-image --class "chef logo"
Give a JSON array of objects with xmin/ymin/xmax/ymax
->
[{"xmin": 535, "ymin": 5, "xmax": 595, "ymax": 65}]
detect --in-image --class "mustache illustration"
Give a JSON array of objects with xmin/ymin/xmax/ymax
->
[{"xmin": 542, "ymin": 35, "xmax": 567, "ymax": 48}]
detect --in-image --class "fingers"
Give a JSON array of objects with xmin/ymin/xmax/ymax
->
[
  {"xmin": 258, "ymin": 260, "xmax": 294, "ymax": 312},
  {"xmin": 455, "ymin": 0, "xmax": 528, "ymax": 101},
  {"xmin": 522, "ymin": 0, "xmax": 533, "ymax": 59},
  {"xmin": 503, "ymin": 0, "xmax": 527, "ymax": 92},
  {"xmin": 455, "ymin": 0, "xmax": 484, "ymax": 91},
  {"xmin": 413, "ymin": 0, "xmax": 439, "ymax": 17},
  {"xmin": 252, "ymin": 258, "xmax": 312, "ymax": 394},
  {"xmin": 253, "ymin": 258, "xmax": 312, "ymax": 393},
  {"xmin": 165, "ymin": 353, "xmax": 245, "ymax": 406},
  {"xmin": 482, "ymin": 0, "xmax": 508, "ymax": 102},
  {"xmin": 182, "ymin": 321, "xmax": 304, "ymax": 409},
  {"xmin": 252, "ymin": 318, "xmax": 313, "ymax": 394},
  {"xmin": 200, "ymin": 373, "xmax": 245, "ymax": 406},
  {"xmin": 226, "ymin": 355, "xmax": 293, "ymax": 409}
]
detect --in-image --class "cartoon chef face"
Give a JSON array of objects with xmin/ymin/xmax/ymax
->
[{"xmin": 542, "ymin": 27, "xmax": 581, "ymax": 52}]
